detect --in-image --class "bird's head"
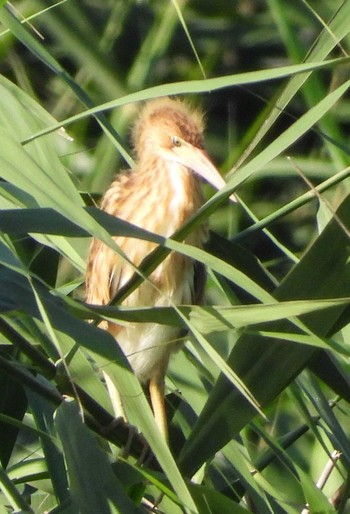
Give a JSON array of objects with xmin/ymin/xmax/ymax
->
[{"xmin": 132, "ymin": 97, "xmax": 236, "ymax": 201}]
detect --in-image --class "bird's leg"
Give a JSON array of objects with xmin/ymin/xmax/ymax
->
[
  {"xmin": 103, "ymin": 371, "xmax": 150, "ymax": 461},
  {"xmin": 149, "ymin": 363, "xmax": 168, "ymax": 441},
  {"xmin": 103, "ymin": 370, "xmax": 126, "ymax": 421},
  {"xmin": 103, "ymin": 325, "xmax": 127, "ymax": 420}
]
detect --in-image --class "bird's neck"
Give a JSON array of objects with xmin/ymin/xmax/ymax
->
[{"xmin": 138, "ymin": 155, "xmax": 205, "ymax": 237}]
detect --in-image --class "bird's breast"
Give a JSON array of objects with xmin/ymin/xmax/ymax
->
[
  {"xmin": 158, "ymin": 162, "xmax": 205, "ymax": 236},
  {"xmin": 108, "ymin": 162, "xmax": 207, "ymax": 298}
]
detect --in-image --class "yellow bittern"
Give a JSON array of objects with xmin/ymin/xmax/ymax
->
[{"xmin": 86, "ymin": 97, "xmax": 233, "ymax": 440}]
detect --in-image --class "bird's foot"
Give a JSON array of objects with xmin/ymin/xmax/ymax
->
[{"xmin": 101, "ymin": 416, "xmax": 151, "ymax": 464}]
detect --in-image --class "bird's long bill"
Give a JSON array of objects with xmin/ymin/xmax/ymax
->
[{"xmin": 174, "ymin": 142, "xmax": 237, "ymax": 202}]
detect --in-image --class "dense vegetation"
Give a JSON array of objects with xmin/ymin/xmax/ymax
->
[{"xmin": 1, "ymin": 1, "xmax": 350, "ymax": 512}]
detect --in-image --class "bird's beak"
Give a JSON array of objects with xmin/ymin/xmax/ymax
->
[{"xmin": 171, "ymin": 141, "xmax": 236, "ymax": 203}]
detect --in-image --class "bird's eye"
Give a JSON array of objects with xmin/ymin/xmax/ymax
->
[{"xmin": 172, "ymin": 136, "xmax": 182, "ymax": 147}]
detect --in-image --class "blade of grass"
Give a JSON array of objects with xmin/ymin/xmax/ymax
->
[
  {"xmin": 0, "ymin": 464, "xmax": 34, "ymax": 513},
  {"xmin": 232, "ymin": 0, "xmax": 350, "ymax": 171},
  {"xmin": 0, "ymin": 5, "xmax": 133, "ymax": 166},
  {"xmin": 22, "ymin": 56, "xmax": 350, "ymax": 144},
  {"xmin": 170, "ymin": 0, "xmax": 207, "ymax": 79},
  {"xmin": 54, "ymin": 400, "xmax": 144, "ymax": 514}
]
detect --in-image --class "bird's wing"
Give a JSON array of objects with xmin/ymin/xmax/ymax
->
[
  {"xmin": 86, "ymin": 173, "xmax": 133, "ymax": 306},
  {"xmin": 85, "ymin": 238, "xmax": 120, "ymax": 306},
  {"xmin": 86, "ymin": 236, "xmax": 149, "ymax": 306}
]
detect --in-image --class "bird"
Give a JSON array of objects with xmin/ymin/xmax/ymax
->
[{"xmin": 86, "ymin": 97, "xmax": 234, "ymax": 440}]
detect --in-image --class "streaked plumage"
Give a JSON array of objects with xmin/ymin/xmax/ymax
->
[{"xmin": 86, "ymin": 97, "xmax": 232, "ymax": 439}]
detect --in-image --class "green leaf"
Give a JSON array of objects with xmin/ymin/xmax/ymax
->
[
  {"xmin": 23, "ymin": 56, "xmax": 350, "ymax": 143},
  {"xmin": 27, "ymin": 388, "xmax": 69, "ymax": 504},
  {"xmin": 188, "ymin": 299, "xmax": 350, "ymax": 334},
  {"xmin": 0, "ymin": 464, "xmax": 33, "ymax": 513},
  {"xmin": 54, "ymin": 400, "xmax": 143, "ymax": 514},
  {"xmin": 189, "ymin": 483, "xmax": 253, "ymax": 514},
  {"xmin": 296, "ymin": 465, "xmax": 336, "ymax": 514}
]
